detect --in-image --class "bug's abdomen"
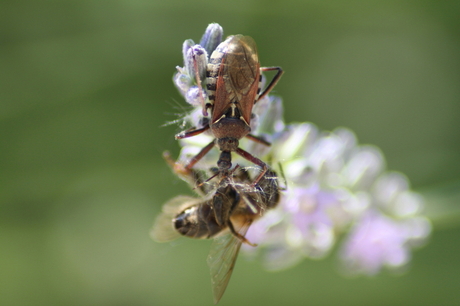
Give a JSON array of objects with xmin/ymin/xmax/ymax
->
[{"xmin": 206, "ymin": 40, "xmax": 228, "ymax": 108}]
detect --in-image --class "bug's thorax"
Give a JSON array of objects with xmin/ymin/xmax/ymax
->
[{"xmin": 210, "ymin": 116, "xmax": 251, "ymax": 142}]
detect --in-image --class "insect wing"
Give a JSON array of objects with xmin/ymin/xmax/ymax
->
[
  {"xmin": 211, "ymin": 35, "xmax": 260, "ymax": 124},
  {"xmin": 207, "ymin": 219, "xmax": 252, "ymax": 304},
  {"xmin": 150, "ymin": 195, "xmax": 200, "ymax": 242}
]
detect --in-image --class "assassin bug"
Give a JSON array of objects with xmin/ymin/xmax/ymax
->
[{"xmin": 174, "ymin": 34, "xmax": 283, "ymax": 186}]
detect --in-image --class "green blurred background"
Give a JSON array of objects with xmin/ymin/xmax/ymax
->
[{"xmin": 1, "ymin": 1, "xmax": 460, "ymax": 305}]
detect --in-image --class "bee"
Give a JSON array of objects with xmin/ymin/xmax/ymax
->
[
  {"xmin": 151, "ymin": 164, "xmax": 281, "ymax": 304},
  {"xmin": 174, "ymin": 34, "xmax": 283, "ymax": 186}
]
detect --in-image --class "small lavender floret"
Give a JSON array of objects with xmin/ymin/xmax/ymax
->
[
  {"xmin": 185, "ymin": 86, "xmax": 206, "ymax": 107},
  {"xmin": 371, "ymin": 172, "xmax": 424, "ymax": 217},
  {"xmin": 252, "ymin": 95, "xmax": 285, "ymax": 135},
  {"xmin": 341, "ymin": 147, "xmax": 385, "ymax": 191},
  {"xmin": 173, "ymin": 72, "xmax": 191, "ymax": 97}
]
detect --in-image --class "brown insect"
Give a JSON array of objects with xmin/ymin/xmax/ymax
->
[
  {"xmin": 174, "ymin": 34, "xmax": 283, "ymax": 186},
  {"xmin": 152, "ymin": 160, "xmax": 281, "ymax": 304}
]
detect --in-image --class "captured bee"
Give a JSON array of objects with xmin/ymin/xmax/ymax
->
[
  {"xmin": 151, "ymin": 166, "xmax": 281, "ymax": 304},
  {"xmin": 174, "ymin": 34, "xmax": 283, "ymax": 186}
]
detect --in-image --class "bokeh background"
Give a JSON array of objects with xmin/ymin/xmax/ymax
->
[{"xmin": 2, "ymin": 1, "xmax": 460, "ymax": 305}]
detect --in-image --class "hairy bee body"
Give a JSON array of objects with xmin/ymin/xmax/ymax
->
[{"xmin": 151, "ymin": 167, "xmax": 281, "ymax": 303}]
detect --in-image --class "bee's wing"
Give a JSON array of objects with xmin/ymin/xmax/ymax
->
[
  {"xmin": 150, "ymin": 196, "xmax": 199, "ymax": 242},
  {"xmin": 233, "ymin": 182, "xmax": 268, "ymax": 215},
  {"xmin": 207, "ymin": 219, "xmax": 252, "ymax": 304},
  {"xmin": 211, "ymin": 35, "xmax": 260, "ymax": 124}
]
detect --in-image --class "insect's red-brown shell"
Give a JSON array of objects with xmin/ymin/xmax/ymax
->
[{"xmin": 209, "ymin": 35, "xmax": 260, "ymax": 125}]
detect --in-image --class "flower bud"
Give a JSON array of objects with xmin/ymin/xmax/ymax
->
[
  {"xmin": 199, "ymin": 23, "xmax": 223, "ymax": 56},
  {"xmin": 173, "ymin": 72, "xmax": 191, "ymax": 97},
  {"xmin": 185, "ymin": 45, "xmax": 208, "ymax": 85}
]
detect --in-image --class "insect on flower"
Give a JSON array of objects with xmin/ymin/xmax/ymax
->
[
  {"xmin": 174, "ymin": 34, "xmax": 283, "ymax": 186},
  {"xmin": 152, "ymin": 157, "xmax": 281, "ymax": 304}
]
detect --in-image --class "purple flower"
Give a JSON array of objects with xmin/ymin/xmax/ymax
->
[
  {"xmin": 168, "ymin": 23, "xmax": 431, "ymax": 276},
  {"xmin": 340, "ymin": 210, "xmax": 430, "ymax": 275}
]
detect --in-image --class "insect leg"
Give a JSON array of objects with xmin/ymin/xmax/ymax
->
[
  {"xmin": 172, "ymin": 140, "xmax": 215, "ymax": 177},
  {"xmin": 256, "ymin": 66, "xmax": 284, "ymax": 102},
  {"xmin": 163, "ymin": 151, "xmax": 213, "ymax": 195},
  {"xmin": 227, "ymin": 219, "xmax": 257, "ymax": 247},
  {"xmin": 235, "ymin": 147, "xmax": 268, "ymax": 187},
  {"xmin": 245, "ymin": 133, "xmax": 271, "ymax": 146},
  {"xmin": 175, "ymin": 124, "xmax": 210, "ymax": 139}
]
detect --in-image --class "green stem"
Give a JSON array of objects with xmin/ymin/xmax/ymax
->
[{"xmin": 419, "ymin": 180, "xmax": 460, "ymax": 231}]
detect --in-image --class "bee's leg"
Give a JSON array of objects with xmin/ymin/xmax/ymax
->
[
  {"xmin": 245, "ymin": 133, "xmax": 271, "ymax": 146},
  {"xmin": 227, "ymin": 220, "xmax": 257, "ymax": 247},
  {"xmin": 235, "ymin": 147, "xmax": 268, "ymax": 187},
  {"xmin": 256, "ymin": 66, "xmax": 284, "ymax": 102}
]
